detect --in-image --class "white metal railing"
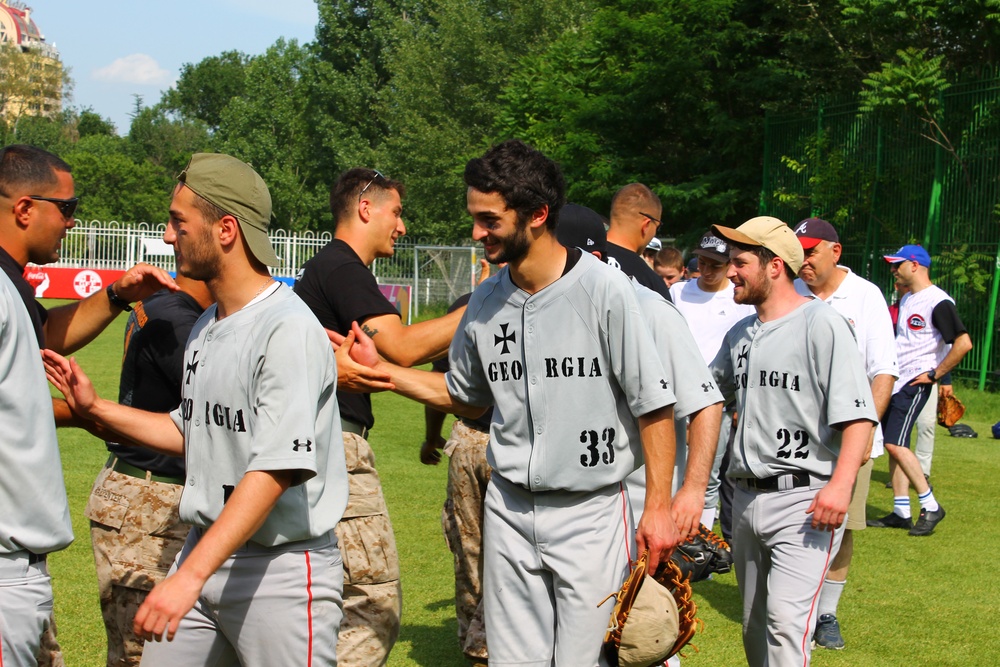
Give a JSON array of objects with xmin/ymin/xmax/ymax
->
[{"xmin": 56, "ymin": 220, "xmax": 477, "ymax": 311}]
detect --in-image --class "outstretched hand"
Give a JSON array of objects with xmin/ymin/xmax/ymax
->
[
  {"xmin": 328, "ymin": 325, "xmax": 394, "ymax": 393},
  {"xmin": 113, "ymin": 263, "xmax": 178, "ymax": 303},
  {"xmin": 42, "ymin": 349, "xmax": 100, "ymax": 418}
]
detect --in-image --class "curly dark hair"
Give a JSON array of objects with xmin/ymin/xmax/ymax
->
[{"xmin": 464, "ymin": 140, "xmax": 566, "ymax": 230}]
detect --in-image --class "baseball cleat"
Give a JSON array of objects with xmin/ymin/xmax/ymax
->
[
  {"xmin": 866, "ymin": 512, "xmax": 913, "ymax": 529},
  {"xmin": 812, "ymin": 613, "xmax": 845, "ymax": 650},
  {"xmin": 909, "ymin": 505, "xmax": 946, "ymax": 536}
]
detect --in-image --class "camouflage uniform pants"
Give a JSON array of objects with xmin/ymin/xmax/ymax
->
[
  {"xmin": 85, "ymin": 463, "xmax": 189, "ymax": 667},
  {"xmin": 35, "ymin": 613, "xmax": 63, "ymax": 667},
  {"xmin": 441, "ymin": 420, "xmax": 491, "ymax": 661},
  {"xmin": 337, "ymin": 432, "xmax": 402, "ymax": 667}
]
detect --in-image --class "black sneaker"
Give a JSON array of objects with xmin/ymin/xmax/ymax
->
[
  {"xmin": 909, "ymin": 505, "xmax": 946, "ymax": 536},
  {"xmin": 866, "ymin": 512, "xmax": 913, "ymax": 529},
  {"xmin": 813, "ymin": 613, "xmax": 845, "ymax": 650}
]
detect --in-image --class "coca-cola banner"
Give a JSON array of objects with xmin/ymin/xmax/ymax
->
[{"xmin": 24, "ymin": 266, "xmax": 126, "ymax": 300}]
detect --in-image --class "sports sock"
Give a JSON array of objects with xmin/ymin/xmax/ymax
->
[
  {"xmin": 818, "ymin": 579, "xmax": 846, "ymax": 617},
  {"xmin": 893, "ymin": 496, "xmax": 911, "ymax": 519},
  {"xmin": 918, "ymin": 488, "xmax": 939, "ymax": 512},
  {"xmin": 700, "ymin": 507, "xmax": 717, "ymax": 531}
]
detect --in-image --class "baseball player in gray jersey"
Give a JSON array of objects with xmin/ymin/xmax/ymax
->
[
  {"xmin": 555, "ymin": 204, "xmax": 724, "ymax": 536},
  {"xmin": 45, "ymin": 153, "xmax": 349, "ymax": 666},
  {"xmin": 708, "ymin": 216, "xmax": 876, "ymax": 667},
  {"xmin": 341, "ymin": 140, "xmax": 680, "ymax": 666}
]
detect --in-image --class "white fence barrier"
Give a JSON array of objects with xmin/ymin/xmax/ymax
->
[{"xmin": 57, "ymin": 220, "xmax": 479, "ymax": 317}]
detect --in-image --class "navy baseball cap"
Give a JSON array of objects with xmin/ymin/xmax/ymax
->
[
  {"xmin": 692, "ymin": 232, "xmax": 730, "ymax": 263},
  {"xmin": 793, "ymin": 217, "xmax": 839, "ymax": 249},
  {"xmin": 884, "ymin": 244, "xmax": 931, "ymax": 267},
  {"xmin": 557, "ymin": 203, "xmax": 607, "ymax": 260}
]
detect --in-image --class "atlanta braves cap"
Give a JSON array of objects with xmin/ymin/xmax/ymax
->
[
  {"xmin": 557, "ymin": 203, "xmax": 607, "ymax": 259},
  {"xmin": 883, "ymin": 244, "xmax": 931, "ymax": 267},
  {"xmin": 177, "ymin": 153, "xmax": 280, "ymax": 267},
  {"xmin": 712, "ymin": 216, "xmax": 803, "ymax": 274},
  {"xmin": 692, "ymin": 232, "xmax": 730, "ymax": 263},
  {"xmin": 793, "ymin": 217, "xmax": 839, "ymax": 249}
]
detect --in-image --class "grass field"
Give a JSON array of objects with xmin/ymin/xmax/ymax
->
[{"xmin": 43, "ymin": 302, "xmax": 1000, "ymax": 666}]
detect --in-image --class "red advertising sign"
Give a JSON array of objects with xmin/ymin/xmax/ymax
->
[{"xmin": 23, "ymin": 266, "xmax": 126, "ymax": 300}]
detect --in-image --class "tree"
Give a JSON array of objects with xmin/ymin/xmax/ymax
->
[{"xmin": 161, "ymin": 51, "xmax": 250, "ymax": 130}]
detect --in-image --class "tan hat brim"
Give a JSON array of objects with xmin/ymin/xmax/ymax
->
[
  {"xmin": 711, "ymin": 224, "xmax": 761, "ymax": 248},
  {"xmin": 240, "ymin": 221, "xmax": 280, "ymax": 267}
]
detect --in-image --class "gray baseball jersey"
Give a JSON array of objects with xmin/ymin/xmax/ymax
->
[
  {"xmin": 626, "ymin": 283, "xmax": 723, "ymax": 510},
  {"xmin": 710, "ymin": 299, "xmax": 876, "ymax": 479},
  {"xmin": 445, "ymin": 251, "xmax": 675, "ymax": 492},
  {"xmin": 169, "ymin": 284, "xmax": 348, "ymax": 546},
  {"xmin": 0, "ymin": 270, "xmax": 73, "ymax": 555}
]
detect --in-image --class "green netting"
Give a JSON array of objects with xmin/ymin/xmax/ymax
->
[{"xmin": 761, "ymin": 76, "xmax": 1000, "ymax": 388}]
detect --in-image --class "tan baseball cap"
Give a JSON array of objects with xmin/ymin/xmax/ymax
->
[
  {"xmin": 177, "ymin": 153, "xmax": 280, "ymax": 267},
  {"xmin": 712, "ymin": 216, "xmax": 803, "ymax": 274},
  {"xmin": 617, "ymin": 574, "xmax": 680, "ymax": 667}
]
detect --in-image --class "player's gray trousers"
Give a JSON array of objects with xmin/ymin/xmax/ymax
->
[
  {"xmin": 733, "ymin": 481, "xmax": 844, "ymax": 667},
  {"xmin": 483, "ymin": 474, "xmax": 632, "ymax": 667},
  {"xmin": 140, "ymin": 529, "xmax": 344, "ymax": 667},
  {"xmin": 0, "ymin": 552, "xmax": 54, "ymax": 667}
]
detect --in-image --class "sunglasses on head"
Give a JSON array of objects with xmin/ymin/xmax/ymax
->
[
  {"xmin": 30, "ymin": 195, "xmax": 79, "ymax": 219},
  {"xmin": 358, "ymin": 170, "xmax": 386, "ymax": 201}
]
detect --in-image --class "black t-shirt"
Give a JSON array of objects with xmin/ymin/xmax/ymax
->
[
  {"xmin": 931, "ymin": 300, "xmax": 967, "ymax": 344},
  {"xmin": 0, "ymin": 245, "xmax": 47, "ymax": 346},
  {"xmin": 605, "ymin": 242, "xmax": 673, "ymax": 302},
  {"xmin": 294, "ymin": 239, "xmax": 400, "ymax": 429},
  {"xmin": 107, "ymin": 289, "xmax": 205, "ymax": 477}
]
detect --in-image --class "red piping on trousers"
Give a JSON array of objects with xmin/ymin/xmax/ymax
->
[
  {"xmin": 306, "ymin": 550, "xmax": 314, "ymax": 666},
  {"xmin": 618, "ymin": 482, "xmax": 632, "ymax": 563}
]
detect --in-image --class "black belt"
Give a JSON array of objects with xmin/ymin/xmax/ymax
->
[
  {"xmin": 341, "ymin": 419, "xmax": 369, "ymax": 439},
  {"xmin": 738, "ymin": 472, "xmax": 812, "ymax": 493},
  {"xmin": 28, "ymin": 552, "xmax": 46, "ymax": 565},
  {"xmin": 106, "ymin": 454, "xmax": 185, "ymax": 485}
]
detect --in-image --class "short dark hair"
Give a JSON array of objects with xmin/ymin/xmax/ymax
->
[
  {"xmin": 329, "ymin": 168, "xmax": 405, "ymax": 227},
  {"xmin": 610, "ymin": 183, "xmax": 660, "ymax": 220},
  {"xmin": 191, "ymin": 190, "xmax": 229, "ymax": 225},
  {"xmin": 0, "ymin": 144, "xmax": 72, "ymax": 198},
  {"xmin": 464, "ymin": 139, "xmax": 566, "ymax": 230},
  {"xmin": 731, "ymin": 240, "xmax": 797, "ymax": 280}
]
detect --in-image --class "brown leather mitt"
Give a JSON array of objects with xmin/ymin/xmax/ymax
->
[{"xmin": 937, "ymin": 392, "xmax": 965, "ymax": 428}]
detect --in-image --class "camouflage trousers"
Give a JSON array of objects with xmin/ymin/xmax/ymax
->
[
  {"xmin": 35, "ymin": 613, "xmax": 63, "ymax": 667},
  {"xmin": 85, "ymin": 462, "xmax": 189, "ymax": 667},
  {"xmin": 337, "ymin": 432, "xmax": 402, "ymax": 667},
  {"xmin": 441, "ymin": 420, "xmax": 491, "ymax": 661}
]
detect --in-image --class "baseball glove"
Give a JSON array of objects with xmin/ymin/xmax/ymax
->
[
  {"xmin": 937, "ymin": 392, "xmax": 965, "ymax": 428},
  {"xmin": 670, "ymin": 525, "xmax": 733, "ymax": 583},
  {"xmin": 602, "ymin": 550, "xmax": 699, "ymax": 667}
]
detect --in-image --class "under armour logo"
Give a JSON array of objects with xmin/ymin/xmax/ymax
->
[
  {"xmin": 702, "ymin": 382, "xmax": 715, "ymax": 392},
  {"xmin": 292, "ymin": 439, "xmax": 312, "ymax": 452},
  {"xmin": 737, "ymin": 345, "xmax": 749, "ymax": 369},
  {"xmin": 660, "ymin": 379, "xmax": 670, "ymax": 389},
  {"xmin": 185, "ymin": 351, "xmax": 199, "ymax": 385},
  {"xmin": 855, "ymin": 399, "xmax": 866, "ymax": 408},
  {"xmin": 494, "ymin": 323, "xmax": 516, "ymax": 355}
]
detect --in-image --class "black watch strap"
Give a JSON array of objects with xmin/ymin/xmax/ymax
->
[
  {"xmin": 927, "ymin": 369, "xmax": 937, "ymax": 382},
  {"xmin": 106, "ymin": 283, "xmax": 133, "ymax": 312}
]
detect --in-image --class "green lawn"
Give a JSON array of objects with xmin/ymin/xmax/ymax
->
[{"xmin": 44, "ymin": 305, "xmax": 1000, "ymax": 666}]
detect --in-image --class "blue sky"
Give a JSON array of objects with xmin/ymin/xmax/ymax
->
[{"xmin": 32, "ymin": 0, "xmax": 319, "ymax": 133}]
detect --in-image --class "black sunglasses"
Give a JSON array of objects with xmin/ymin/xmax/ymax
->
[
  {"xmin": 358, "ymin": 170, "xmax": 385, "ymax": 201},
  {"xmin": 30, "ymin": 195, "xmax": 79, "ymax": 220},
  {"xmin": 639, "ymin": 211, "xmax": 661, "ymax": 227}
]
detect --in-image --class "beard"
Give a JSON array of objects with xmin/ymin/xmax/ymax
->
[
  {"xmin": 733, "ymin": 268, "xmax": 770, "ymax": 305},
  {"xmin": 485, "ymin": 219, "xmax": 531, "ymax": 265},
  {"xmin": 176, "ymin": 226, "xmax": 222, "ymax": 282}
]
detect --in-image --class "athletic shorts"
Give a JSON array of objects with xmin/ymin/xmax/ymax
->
[{"xmin": 881, "ymin": 383, "xmax": 932, "ymax": 449}]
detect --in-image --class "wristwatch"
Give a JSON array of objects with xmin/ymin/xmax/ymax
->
[
  {"xmin": 927, "ymin": 369, "xmax": 937, "ymax": 382},
  {"xmin": 106, "ymin": 283, "xmax": 133, "ymax": 312}
]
